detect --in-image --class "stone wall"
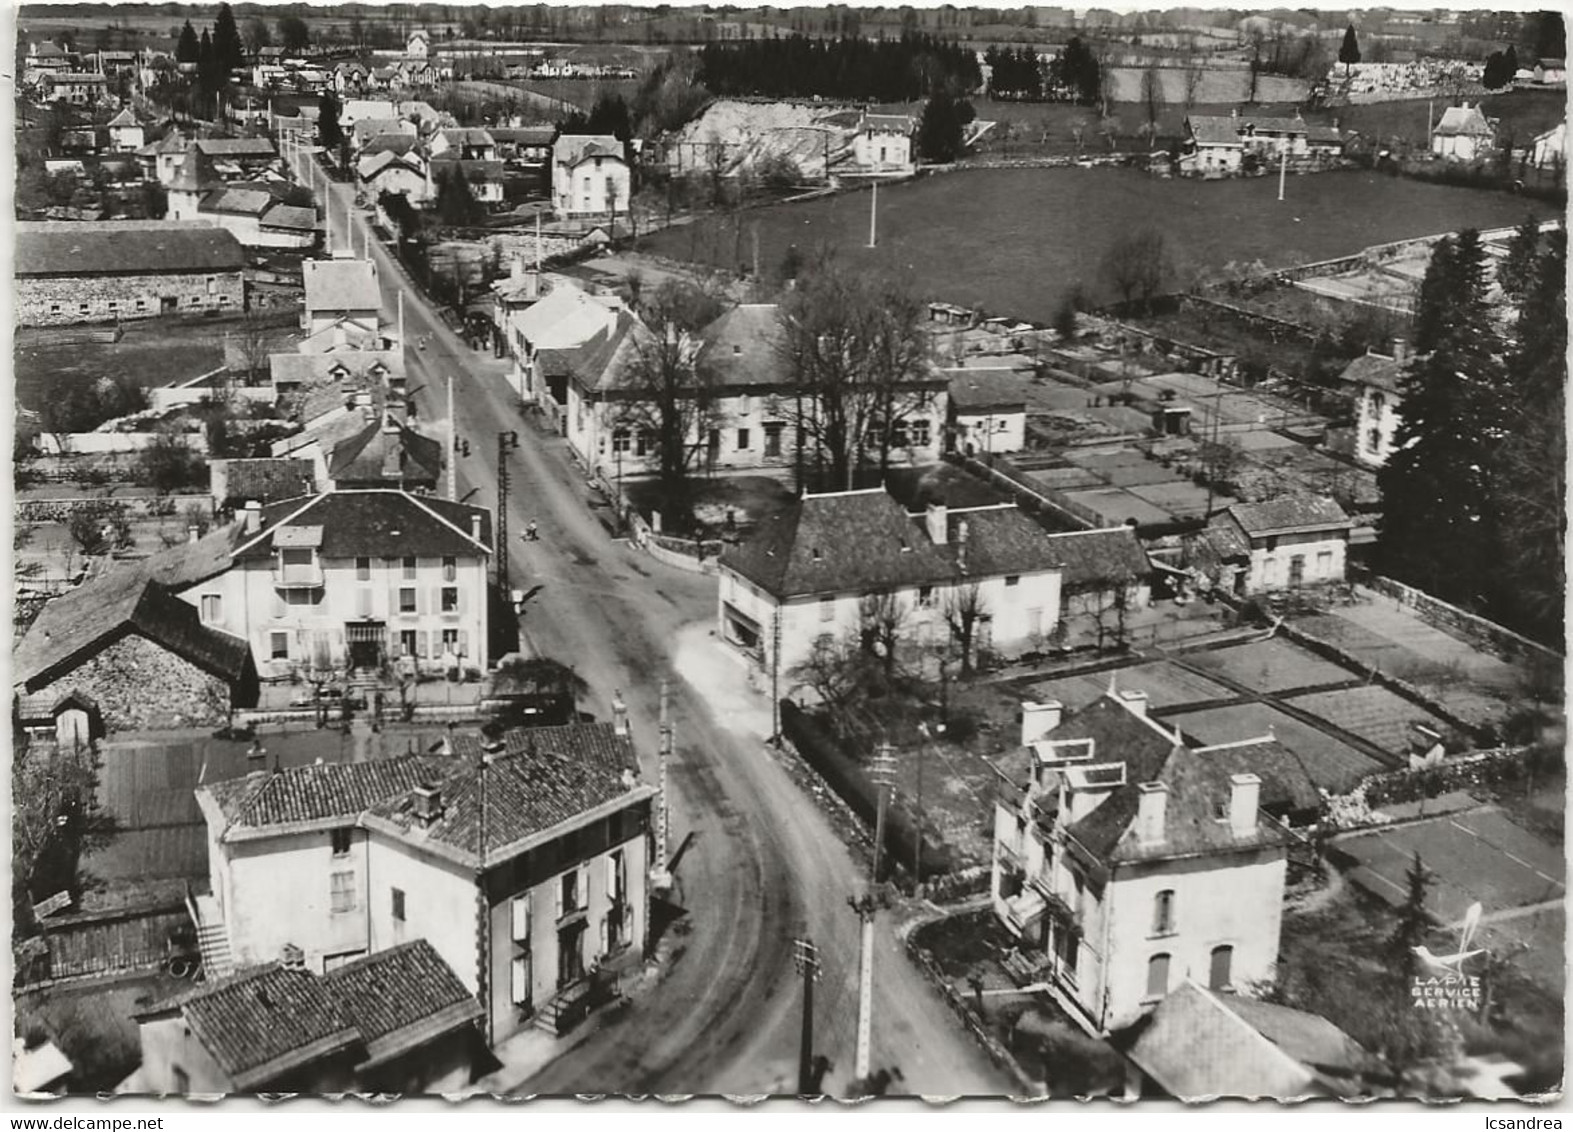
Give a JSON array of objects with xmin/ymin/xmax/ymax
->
[
  {"xmin": 1362, "ymin": 573, "xmax": 1562, "ymax": 666},
  {"xmin": 17, "ymin": 270, "xmax": 246, "ymax": 328},
  {"xmin": 32, "ymin": 632, "xmax": 231, "ymax": 733}
]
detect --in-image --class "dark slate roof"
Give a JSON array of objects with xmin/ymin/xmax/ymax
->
[
  {"xmin": 1125, "ymin": 981, "xmax": 1368, "ymax": 1099},
  {"xmin": 1038, "ymin": 526, "xmax": 1151, "ymax": 589},
  {"xmin": 327, "ymin": 420, "xmax": 444, "ymax": 487},
  {"xmin": 193, "ymin": 137, "xmax": 278, "ymax": 158},
  {"xmin": 261, "ymin": 204, "xmax": 318, "ymax": 232},
  {"xmin": 144, "ymin": 964, "xmax": 358, "ymax": 1090},
  {"xmin": 948, "ymin": 371, "xmax": 1030, "ymax": 412},
  {"xmin": 1192, "ymin": 738, "xmax": 1321, "ymax": 814},
  {"xmin": 429, "ymin": 156, "xmax": 506, "ymax": 183},
  {"xmin": 491, "ymin": 126, "xmax": 556, "ymax": 146},
  {"xmin": 322, "ymin": 940, "xmax": 482, "ymax": 1069},
  {"xmin": 695, "ymin": 304, "xmax": 791, "ymax": 388},
  {"xmin": 232, "ymin": 491, "xmax": 491, "ymax": 561},
  {"xmin": 949, "ymin": 507, "xmax": 1062, "ymax": 577},
  {"xmin": 13, "ymin": 570, "xmax": 252, "ymax": 692},
  {"xmin": 1225, "ymin": 496, "xmax": 1351, "ymax": 537},
  {"xmin": 553, "ymin": 134, "xmax": 625, "ymax": 166},
  {"xmin": 15, "ymin": 221, "xmax": 246, "ymax": 277},
  {"xmin": 452, "ymin": 721, "xmax": 639, "ymax": 777},
  {"xmin": 435, "ymin": 127, "xmax": 495, "ymax": 148},
  {"xmin": 720, "ymin": 489, "xmax": 959, "ymax": 599},
  {"xmin": 358, "ymin": 133, "xmax": 421, "ymax": 157},
  {"xmin": 1338, "ymin": 351, "xmax": 1405, "ymax": 393},
  {"xmin": 214, "ymin": 458, "xmax": 317, "ymax": 506},
  {"xmin": 1187, "ymin": 116, "xmax": 1243, "ymax": 145}
]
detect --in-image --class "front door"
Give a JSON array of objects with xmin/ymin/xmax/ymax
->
[
  {"xmin": 1288, "ymin": 555, "xmax": 1305, "ymax": 588},
  {"xmin": 707, "ymin": 429, "xmax": 720, "ymax": 469},
  {"xmin": 160, "ymin": 296, "xmax": 178, "ymax": 314},
  {"xmin": 557, "ymin": 921, "xmax": 586, "ymax": 988},
  {"xmin": 346, "ymin": 623, "xmax": 385, "ymax": 670}
]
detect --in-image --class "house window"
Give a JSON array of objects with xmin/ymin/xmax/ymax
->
[
  {"xmin": 442, "ymin": 628, "xmax": 460, "ymax": 654},
  {"xmin": 635, "ymin": 429, "xmax": 656, "ymax": 457},
  {"xmin": 330, "ymin": 870, "xmax": 356, "ymax": 913},
  {"xmin": 737, "ymin": 428, "xmax": 750, "ymax": 450},
  {"xmin": 269, "ymin": 632, "xmax": 289, "ymax": 660},
  {"xmin": 172, "ymin": 1066, "xmax": 189, "ymax": 1094},
  {"xmin": 511, "ymin": 892, "xmax": 532, "ymax": 943},
  {"xmin": 50, "ymin": 303, "xmax": 61, "ymax": 314},
  {"xmin": 911, "ymin": 420, "xmax": 931, "ymax": 447},
  {"xmin": 136, "ymin": 298, "xmax": 147, "ymax": 311},
  {"xmin": 819, "ymin": 597, "xmax": 834, "ymax": 622},
  {"xmin": 764, "ymin": 422, "xmax": 784, "ymax": 457},
  {"xmin": 1370, "ymin": 392, "xmax": 1386, "ymax": 414},
  {"xmin": 918, "ymin": 586, "xmax": 935, "ymax": 608},
  {"xmin": 1005, "ymin": 575, "xmax": 1020, "ymax": 588},
  {"xmin": 1146, "ymin": 953, "xmax": 1171, "ymax": 999},
  {"xmin": 399, "ymin": 587, "xmax": 417, "ymax": 614},
  {"xmin": 612, "ymin": 428, "xmax": 632, "ymax": 454},
  {"xmin": 441, "ymin": 587, "xmax": 459, "ymax": 613},
  {"xmin": 402, "ymin": 556, "xmax": 417, "ymax": 580},
  {"xmin": 331, "ymin": 828, "xmax": 353, "ymax": 856},
  {"xmin": 1366, "ymin": 427, "xmax": 1382, "ymax": 454},
  {"xmin": 559, "ymin": 869, "xmax": 581, "ymax": 915},
  {"xmin": 356, "ymin": 556, "xmax": 371, "ymax": 580},
  {"xmin": 399, "ymin": 629, "xmax": 417, "ymax": 657},
  {"xmin": 511, "ymin": 954, "xmax": 532, "ymax": 1008},
  {"xmin": 200, "ymin": 594, "xmax": 223, "ymax": 623},
  {"xmin": 1209, "ymin": 944, "xmax": 1234, "ymax": 990},
  {"xmin": 392, "ymin": 887, "xmax": 406, "ymax": 922},
  {"xmin": 1316, "ymin": 550, "xmax": 1333, "ymax": 575},
  {"xmin": 79, "ymin": 302, "xmax": 90, "ymax": 315},
  {"xmin": 1152, "ymin": 889, "xmax": 1175, "ymax": 935},
  {"xmin": 442, "ymin": 556, "xmax": 457, "ymax": 582}
]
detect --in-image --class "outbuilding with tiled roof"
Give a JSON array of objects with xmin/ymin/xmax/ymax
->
[{"xmin": 1214, "ymin": 495, "xmax": 1351, "ymax": 594}]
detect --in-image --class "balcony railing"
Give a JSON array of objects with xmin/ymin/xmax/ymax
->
[{"xmin": 272, "ymin": 563, "xmax": 324, "ymax": 589}]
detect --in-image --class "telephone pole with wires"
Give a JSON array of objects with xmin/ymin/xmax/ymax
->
[
  {"xmin": 869, "ymin": 743, "xmax": 896, "ymax": 890},
  {"xmin": 495, "ymin": 430, "xmax": 519, "ymax": 585},
  {"xmin": 847, "ymin": 893, "xmax": 877, "ymax": 1083},
  {"xmin": 792, "ymin": 938, "xmax": 822, "ymax": 1096}
]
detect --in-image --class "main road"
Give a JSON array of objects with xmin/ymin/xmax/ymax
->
[{"xmin": 304, "ymin": 156, "xmax": 1014, "ymax": 1098}]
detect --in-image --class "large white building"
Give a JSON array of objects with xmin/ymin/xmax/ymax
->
[
  {"xmin": 193, "ymin": 720, "xmax": 657, "ymax": 1046},
  {"xmin": 1339, "ymin": 343, "xmax": 1409, "ymax": 469},
  {"xmin": 1431, "ymin": 102, "xmax": 1497, "ymax": 161},
  {"xmin": 717, "ymin": 486, "xmax": 1150, "ymax": 678},
  {"xmin": 989, "ymin": 690, "xmax": 1296, "ymax": 1033},
  {"xmin": 551, "ymin": 134, "xmax": 631, "ymax": 218}
]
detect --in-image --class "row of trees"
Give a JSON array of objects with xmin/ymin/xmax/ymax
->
[
  {"xmin": 696, "ymin": 33, "xmax": 982, "ymax": 102},
  {"xmin": 1376, "ymin": 219, "xmax": 1565, "ymax": 645},
  {"xmin": 979, "ymin": 37, "xmax": 1104, "ymax": 105}
]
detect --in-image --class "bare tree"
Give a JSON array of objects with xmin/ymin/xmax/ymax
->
[
  {"xmin": 230, "ymin": 308, "xmax": 275, "ymax": 388},
  {"xmin": 1073, "ymin": 567, "xmax": 1139, "ymax": 651},
  {"xmin": 941, "ymin": 582, "xmax": 989, "ymax": 674},
  {"xmin": 613, "ymin": 281, "xmax": 726, "ymax": 528},
  {"xmin": 857, "ymin": 590, "xmax": 909, "ymax": 676},
  {"xmin": 1182, "ymin": 42, "xmax": 1206, "ymax": 110},
  {"xmin": 1101, "ymin": 226, "xmax": 1173, "ymax": 313},
  {"xmin": 788, "ymin": 632, "xmax": 864, "ymax": 710},
  {"xmin": 1140, "ymin": 64, "xmax": 1162, "ymax": 129}
]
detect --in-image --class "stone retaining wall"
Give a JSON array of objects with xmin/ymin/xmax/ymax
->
[
  {"xmin": 1361, "ymin": 573, "xmax": 1561, "ymax": 665},
  {"xmin": 17, "ymin": 270, "xmax": 246, "ymax": 328}
]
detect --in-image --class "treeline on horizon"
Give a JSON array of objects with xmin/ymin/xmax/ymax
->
[{"xmin": 697, "ymin": 33, "xmax": 982, "ymax": 103}]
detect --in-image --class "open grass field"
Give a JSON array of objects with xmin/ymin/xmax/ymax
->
[
  {"xmin": 1023, "ymin": 659, "xmax": 1234, "ymax": 713},
  {"xmin": 1187, "ymin": 638, "xmax": 1357, "ymax": 693},
  {"xmin": 639, "ymin": 167, "xmax": 1556, "ymax": 323},
  {"xmin": 1334, "ymin": 88, "xmax": 1568, "ymax": 150},
  {"xmin": 1285, "ymin": 684, "xmax": 1453, "ymax": 757}
]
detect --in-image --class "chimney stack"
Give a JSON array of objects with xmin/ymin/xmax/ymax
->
[
  {"xmin": 188, "ymin": 524, "xmax": 201, "ymax": 544},
  {"xmin": 412, "ymin": 784, "xmax": 444, "ymax": 826},
  {"xmin": 1391, "ymin": 337, "xmax": 1408, "ymax": 366},
  {"xmin": 925, "ymin": 501, "xmax": 948, "ymax": 545},
  {"xmin": 279, "ymin": 942, "xmax": 306, "ymax": 970},
  {"xmin": 1020, "ymin": 700, "xmax": 1063, "ymax": 746},
  {"xmin": 611, "ymin": 689, "xmax": 629, "ymax": 737},
  {"xmin": 1116, "ymin": 689, "xmax": 1149, "ymax": 718},
  {"xmin": 1229, "ymin": 773, "xmax": 1261, "ymax": 837},
  {"xmin": 1136, "ymin": 782, "xmax": 1168, "ymax": 844},
  {"xmin": 243, "ymin": 500, "xmax": 262, "ymax": 534}
]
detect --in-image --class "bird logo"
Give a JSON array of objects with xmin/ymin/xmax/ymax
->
[{"xmin": 1412, "ymin": 902, "xmax": 1485, "ymax": 975}]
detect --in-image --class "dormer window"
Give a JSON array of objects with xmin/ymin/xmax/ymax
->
[{"xmin": 272, "ymin": 526, "xmax": 323, "ymax": 588}]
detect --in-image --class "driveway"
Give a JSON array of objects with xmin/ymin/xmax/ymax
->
[{"xmin": 306, "ymin": 161, "xmax": 1013, "ymax": 1096}]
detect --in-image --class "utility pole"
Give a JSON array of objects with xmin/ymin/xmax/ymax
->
[
  {"xmin": 848, "ymin": 894, "xmax": 876, "ymax": 1084},
  {"xmin": 867, "ymin": 180, "xmax": 878, "ymax": 249},
  {"xmin": 869, "ymin": 744, "xmax": 896, "ymax": 889},
  {"xmin": 446, "ymin": 374, "xmax": 457, "ymax": 503},
  {"xmin": 496, "ymin": 430, "xmax": 519, "ymax": 585},
  {"xmin": 769, "ymin": 606, "xmax": 783, "ymax": 745},
  {"xmin": 398, "ymin": 291, "xmax": 405, "ymax": 354},
  {"xmin": 792, "ymin": 938, "xmax": 822, "ymax": 1096},
  {"xmin": 1277, "ymin": 145, "xmax": 1287, "ymax": 202},
  {"xmin": 656, "ymin": 679, "xmax": 672, "ymax": 878}
]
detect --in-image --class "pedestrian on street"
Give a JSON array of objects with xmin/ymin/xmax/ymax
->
[{"xmin": 526, "ymin": 519, "xmax": 539, "ymax": 541}]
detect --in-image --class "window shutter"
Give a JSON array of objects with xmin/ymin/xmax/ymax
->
[
  {"xmin": 416, "ymin": 631, "xmax": 429, "ymax": 659},
  {"xmin": 597, "ymin": 916, "xmax": 609, "ymax": 959},
  {"xmin": 605, "ymin": 854, "xmax": 619, "ymax": 900},
  {"xmin": 577, "ymin": 863, "xmax": 591, "ymax": 909},
  {"xmin": 553, "ymin": 878, "xmax": 564, "ymax": 920},
  {"xmin": 388, "ymin": 585, "xmax": 399, "ymax": 618},
  {"xmin": 511, "ymin": 955, "xmax": 529, "ymax": 1005},
  {"xmin": 458, "ymin": 630, "xmax": 469, "ymax": 657},
  {"xmin": 511, "ymin": 894, "xmax": 531, "ymax": 943}
]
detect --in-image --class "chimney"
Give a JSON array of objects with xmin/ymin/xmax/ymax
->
[
  {"xmin": 1020, "ymin": 700, "xmax": 1063, "ymax": 746},
  {"xmin": 956, "ymin": 520, "xmax": 969, "ymax": 573},
  {"xmin": 1136, "ymin": 782, "xmax": 1168, "ymax": 844},
  {"xmin": 510, "ymin": 256, "xmax": 524, "ymax": 280},
  {"xmin": 1391, "ymin": 337, "xmax": 1408, "ymax": 365},
  {"xmin": 611, "ymin": 690, "xmax": 629, "ymax": 737},
  {"xmin": 470, "ymin": 514, "xmax": 484, "ymax": 545},
  {"xmin": 412, "ymin": 785, "xmax": 444, "ymax": 826},
  {"xmin": 925, "ymin": 501, "xmax": 948, "ymax": 545},
  {"xmin": 279, "ymin": 942, "xmax": 306, "ymax": 970},
  {"xmin": 187, "ymin": 524, "xmax": 201, "ymax": 544},
  {"xmin": 1116, "ymin": 689, "xmax": 1149, "ymax": 718},
  {"xmin": 243, "ymin": 500, "xmax": 262, "ymax": 534},
  {"xmin": 1229, "ymin": 773, "xmax": 1261, "ymax": 837},
  {"xmin": 525, "ymin": 271, "xmax": 539, "ymax": 302}
]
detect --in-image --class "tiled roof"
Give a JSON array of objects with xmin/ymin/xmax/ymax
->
[
  {"xmin": 270, "ymin": 349, "xmax": 403, "ymax": 389},
  {"xmin": 145, "ymin": 964, "xmax": 358, "ymax": 1090},
  {"xmin": 1338, "ymin": 351, "xmax": 1405, "ymax": 393},
  {"xmin": 1187, "ymin": 116, "xmax": 1243, "ymax": 146},
  {"xmin": 107, "ymin": 108, "xmax": 138, "ymax": 128},
  {"xmin": 948, "ymin": 370, "xmax": 1030, "ymax": 412},
  {"xmin": 202, "ymin": 187, "xmax": 274, "ymax": 216},
  {"xmin": 1225, "ymin": 496, "xmax": 1350, "ymax": 537},
  {"xmin": 696, "ymin": 304, "xmax": 791, "ymax": 388},
  {"xmin": 206, "ymin": 755, "xmax": 455, "ymax": 831},
  {"xmin": 261, "ymin": 204, "xmax": 317, "ymax": 232},
  {"xmin": 327, "ymin": 419, "xmax": 444, "ymax": 486},
  {"xmin": 353, "ymin": 117, "xmax": 413, "ymax": 145},
  {"xmin": 1038, "ymin": 526, "xmax": 1151, "ymax": 589},
  {"xmin": 1124, "ymin": 981, "xmax": 1369, "ymax": 1099},
  {"xmin": 232, "ymin": 491, "xmax": 491, "ymax": 561},
  {"xmin": 552, "ymin": 133, "xmax": 625, "ymax": 166},
  {"xmin": 14, "ymin": 570, "xmax": 252, "ymax": 692},
  {"xmin": 1435, "ymin": 104, "xmax": 1494, "ymax": 137},
  {"xmin": 15, "ymin": 221, "xmax": 245, "ymax": 277},
  {"xmin": 949, "ymin": 507, "xmax": 1064, "ymax": 577},
  {"xmin": 212, "ymin": 458, "xmax": 317, "ymax": 507},
  {"xmin": 323, "ymin": 940, "xmax": 482, "ymax": 1069},
  {"xmin": 453, "ymin": 721, "xmax": 640, "ymax": 777},
  {"xmin": 303, "ymin": 259, "xmax": 382, "ymax": 314},
  {"xmin": 193, "ymin": 137, "xmax": 277, "ymax": 159},
  {"xmin": 1192, "ymin": 737, "xmax": 1321, "ymax": 814},
  {"xmin": 491, "ymin": 126, "xmax": 556, "ymax": 146},
  {"xmin": 863, "ymin": 113, "xmax": 914, "ymax": 133},
  {"xmin": 430, "ymin": 156, "xmax": 506, "ymax": 182},
  {"xmin": 436, "ymin": 127, "xmax": 495, "ymax": 147},
  {"xmin": 720, "ymin": 489, "xmax": 959, "ymax": 598},
  {"xmin": 1238, "ymin": 115, "xmax": 1307, "ymax": 135},
  {"xmin": 358, "ymin": 134, "xmax": 421, "ymax": 160},
  {"xmin": 512, "ymin": 283, "xmax": 621, "ymax": 350}
]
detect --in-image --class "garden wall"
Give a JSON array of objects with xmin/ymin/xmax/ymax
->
[
  {"xmin": 1361, "ymin": 573, "xmax": 1562, "ymax": 664},
  {"xmin": 36, "ymin": 432, "xmax": 208, "ymax": 457},
  {"xmin": 17, "ymin": 493, "xmax": 208, "ymax": 524}
]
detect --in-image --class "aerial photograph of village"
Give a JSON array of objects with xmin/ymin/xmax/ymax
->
[{"xmin": 7, "ymin": 0, "xmax": 1566, "ymax": 1106}]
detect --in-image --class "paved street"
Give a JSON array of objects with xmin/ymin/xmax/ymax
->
[{"xmin": 307, "ymin": 164, "xmax": 1013, "ymax": 1096}]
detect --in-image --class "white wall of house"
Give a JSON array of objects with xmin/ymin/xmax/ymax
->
[
  {"xmin": 1355, "ymin": 383, "xmax": 1403, "ymax": 469},
  {"xmin": 1433, "ymin": 132, "xmax": 1490, "ymax": 161},
  {"xmin": 1242, "ymin": 532, "xmax": 1347, "ymax": 592},
  {"xmin": 178, "ymin": 551, "xmax": 488, "ymax": 680},
  {"xmin": 365, "ymin": 833, "xmax": 483, "ymax": 990},
  {"xmin": 1097, "ymin": 851, "xmax": 1286, "ymax": 1031},
  {"xmin": 1190, "ymin": 143, "xmax": 1242, "ymax": 173},
  {"xmin": 552, "ymin": 156, "xmax": 631, "ymax": 217},
  {"xmin": 137, "ymin": 1014, "xmax": 244, "ymax": 1094},
  {"xmin": 954, "ymin": 410, "xmax": 1026, "ymax": 455},
  {"xmin": 853, "ymin": 129, "xmax": 913, "ymax": 172},
  {"xmin": 364, "ymin": 164, "xmax": 430, "ymax": 204}
]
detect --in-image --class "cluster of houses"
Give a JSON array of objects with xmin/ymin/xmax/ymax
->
[{"xmin": 1180, "ymin": 110, "xmax": 1348, "ymax": 177}]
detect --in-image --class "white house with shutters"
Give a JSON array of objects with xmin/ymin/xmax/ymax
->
[{"xmin": 192, "ymin": 719, "xmax": 657, "ymax": 1046}]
